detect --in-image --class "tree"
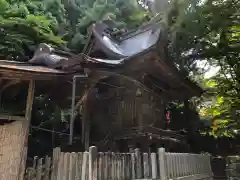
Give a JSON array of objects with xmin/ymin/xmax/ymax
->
[
  {"xmin": 0, "ymin": 0, "xmax": 64, "ymax": 61},
  {"xmin": 167, "ymin": 0, "xmax": 239, "ymax": 138},
  {"xmin": 1, "ymin": 0, "xmax": 239, "ymax": 154},
  {"xmin": 62, "ymin": 0, "xmax": 150, "ymax": 52}
]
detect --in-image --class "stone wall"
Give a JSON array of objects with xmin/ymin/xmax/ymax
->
[{"xmin": 0, "ymin": 121, "xmax": 28, "ymax": 180}]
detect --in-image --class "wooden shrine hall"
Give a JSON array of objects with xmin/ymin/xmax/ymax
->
[{"xmin": 0, "ymin": 21, "xmax": 203, "ymax": 178}]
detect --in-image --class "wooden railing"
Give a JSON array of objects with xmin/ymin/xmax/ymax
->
[{"xmin": 24, "ymin": 146, "xmax": 213, "ymax": 180}]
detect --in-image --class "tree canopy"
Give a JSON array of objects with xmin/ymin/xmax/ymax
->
[{"xmin": 158, "ymin": 0, "xmax": 240, "ymax": 138}]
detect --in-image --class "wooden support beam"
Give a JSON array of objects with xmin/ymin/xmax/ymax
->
[
  {"xmin": 0, "ymin": 79, "xmax": 21, "ymax": 93},
  {"xmin": 0, "ymin": 80, "xmax": 35, "ymax": 123},
  {"xmin": 82, "ymin": 88, "xmax": 98, "ymax": 150},
  {"xmin": 18, "ymin": 80, "xmax": 35, "ymax": 179},
  {"xmin": 0, "ymin": 115, "xmax": 25, "ymax": 121},
  {"xmin": 25, "ymin": 80, "xmax": 35, "ymax": 121}
]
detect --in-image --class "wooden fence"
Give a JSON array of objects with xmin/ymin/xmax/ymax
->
[
  {"xmin": 226, "ymin": 155, "xmax": 240, "ymax": 180},
  {"xmin": 24, "ymin": 146, "xmax": 213, "ymax": 180}
]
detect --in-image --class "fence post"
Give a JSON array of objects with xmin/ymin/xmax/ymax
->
[
  {"xmin": 57, "ymin": 152, "xmax": 64, "ymax": 180},
  {"xmin": 51, "ymin": 147, "xmax": 61, "ymax": 180},
  {"xmin": 44, "ymin": 156, "xmax": 51, "ymax": 180},
  {"xmin": 81, "ymin": 152, "xmax": 89, "ymax": 180},
  {"xmin": 98, "ymin": 152, "xmax": 104, "ymax": 180},
  {"xmin": 19, "ymin": 148, "xmax": 28, "ymax": 180},
  {"xmin": 63, "ymin": 153, "xmax": 70, "ymax": 179},
  {"xmin": 36, "ymin": 158, "xmax": 43, "ymax": 180},
  {"xmin": 151, "ymin": 152, "xmax": 158, "ymax": 179},
  {"xmin": 208, "ymin": 154, "xmax": 214, "ymax": 178},
  {"xmin": 135, "ymin": 148, "xmax": 142, "ymax": 178},
  {"xmin": 143, "ymin": 153, "xmax": 150, "ymax": 178},
  {"xmin": 89, "ymin": 146, "xmax": 98, "ymax": 180},
  {"xmin": 158, "ymin": 148, "xmax": 166, "ymax": 180},
  {"xmin": 131, "ymin": 151, "xmax": 136, "ymax": 179},
  {"xmin": 76, "ymin": 152, "xmax": 83, "ymax": 179},
  {"xmin": 68, "ymin": 153, "xmax": 76, "ymax": 180}
]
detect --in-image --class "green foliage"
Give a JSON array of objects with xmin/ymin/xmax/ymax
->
[
  {"xmin": 0, "ymin": 0, "xmax": 150, "ymax": 58},
  {"xmin": 62, "ymin": 0, "xmax": 150, "ymax": 51},
  {"xmin": 159, "ymin": 0, "xmax": 240, "ymax": 138},
  {"xmin": 1, "ymin": 0, "xmax": 239, "ymax": 142},
  {"xmin": 0, "ymin": 0, "xmax": 65, "ymax": 61},
  {"xmin": 199, "ymin": 77, "xmax": 239, "ymax": 138}
]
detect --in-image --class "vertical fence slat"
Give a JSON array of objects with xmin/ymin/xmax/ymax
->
[
  {"xmin": 186, "ymin": 154, "xmax": 190, "ymax": 176},
  {"xmin": 151, "ymin": 152, "xmax": 158, "ymax": 179},
  {"xmin": 62, "ymin": 153, "xmax": 70, "ymax": 180},
  {"xmin": 165, "ymin": 153, "xmax": 169, "ymax": 179},
  {"xmin": 36, "ymin": 158, "xmax": 43, "ymax": 180},
  {"xmin": 44, "ymin": 156, "xmax": 51, "ymax": 180},
  {"xmin": 184, "ymin": 153, "xmax": 188, "ymax": 176},
  {"xmin": 73, "ymin": 153, "xmax": 78, "ymax": 180},
  {"xmin": 116, "ymin": 152, "xmax": 119, "ymax": 179},
  {"xmin": 51, "ymin": 147, "xmax": 61, "ymax": 180},
  {"xmin": 179, "ymin": 154, "xmax": 183, "ymax": 177},
  {"xmin": 81, "ymin": 152, "xmax": 89, "ymax": 180},
  {"xmin": 173, "ymin": 153, "xmax": 178, "ymax": 178},
  {"xmin": 89, "ymin": 146, "xmax": 98, "ymax": 180},
  {"xmin": 76, "ymin": 152, "xmax": 83, "ymax": 179},
  {"xmin": 93, "ymin": 153, "xmax": 98, "ymax": 180},
  {"xmin": 175, "ymin": 154, "xmax": 180, "ymax": 177},
  {"xmin": 57, "ymin": 152, "xmax": 64, "ymax": 180},
  {"xmin": 113, "ymin": 153, "xmax": 117, "ymax": 180},
  {"xmin": 143, "ymin": 153, "xmax": 150, "ymax": 178},
  {"xmin": 114, "ymin": 153, "xmax": 118, "ymax": 179},
  {"xmin": 158, "ymin": 148, "xmax": 166, "ymax": 180},
  {"xmin": 110, "ymin": 152, "xmax": 114, "ymax": 179},
  {"xmin": 131, "ymin": 151, "xmax": 136, "ymax": 179},
  {"xmin": 27, "ymin": 168, "xmax": 33, "ymax": 180},
  {"xmin": 68, "ymin": 153, "xmax": 76, "ymax": 180},
  {"xmin": 191, "ymin": 154, "xmax": 194, "ymax": 175},
  {"xmin": 135, "ymin": 148, "xmax": 142, "ymax": 178},
  {"xmin": 33, "ymin": 156, "xmax": 38, "ymax": 170},
  {"xmin": 68, "ymin": 153, "xmax": 73, "ymax": 180},
  {"xmin": 116, "ymin": 153, "xmax": 119, "ymax": 179},
  {"xmin": 27, "ymin": 156, "xmax": 37, "ymax": 180},
  {"xmin": 31, "ymin": 156, "xmax": 38, "ymax": 179},
  {"xmin": 117, "ymin": 154, "xmax": 121, "ymax": 180},
  {"xmin": 75, "ymin": 153, "xmax": 80, "ymax": 179},
  {"xmin": 104, "ymin": 153, "xmax": 109, "ymax": 180},
  {"xmin": 208, "ymin": 154, "xmax": 213, "ymax": 176},
  {"xmin": 122, "ymin": 154, "xmax": 126, "ymax": 179},
  {"xmin": 126, "ymin": 153, "xmax": 131, "ymax": 179},
  {"xmin": 98, "ymin": 152, "xmax": 104, "ymax": 180}
]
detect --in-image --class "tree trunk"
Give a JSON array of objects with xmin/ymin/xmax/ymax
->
[{"xmin": 184, "ymin": 100, "xmax": 200, "ymax": 153}]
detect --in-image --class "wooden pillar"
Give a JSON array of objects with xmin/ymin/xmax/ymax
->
[
  {"xmin": 19, "ymin": 80, "xmax": 35, "ymax": 178},
  {"xmin": 83, "ymin": 88, "xmax": 97, "ymax": 150},
  {"xmin": 0, "ymin": 80, "xmax": 35, "ymax": 180},
  {"xmin": 25, "ymin": 80, "xmax": 35, "ymax": 122}
]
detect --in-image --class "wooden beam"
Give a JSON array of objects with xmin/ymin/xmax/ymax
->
[
  {"xmin": 22, "ymin": 80, "xmax": 35, "ymax": 149},
  {"xmin": 0, "ymin": 115, "xmax": 25, "ymax": 121},
  {"xmin": 18, "ymin": 80, "xmax": 35, "ymax": 178},
  {"xmin": 0, "ymin": 80, "xmax": 35, "ymax": 123},
  {"xmin": 25, "ymin": 80, "xmax": 35, "ymax": 121},
  {"xmin": 0, "ymin": 79, "xmax": 21, "ymax": 94}
]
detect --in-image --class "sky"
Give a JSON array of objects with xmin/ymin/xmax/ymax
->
[{"xmin": 196, "ymin": 60, "xmax": 220, "ymax": 78}]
